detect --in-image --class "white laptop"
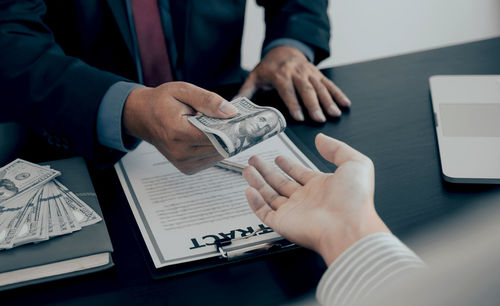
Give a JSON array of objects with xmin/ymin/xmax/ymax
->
[{"xmin": 429, "ymin": 75, "xmax": 500, "ymax": 183}]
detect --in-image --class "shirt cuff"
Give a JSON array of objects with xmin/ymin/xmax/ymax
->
[
  {"xmin": 97, "ymin": 81, "xmax": 143, "ymax": 152},
  {"xmin": 262, "ymin": 38, "xmax": 315, "ymax": 63},
  {"xmin": 316, "ymin": 232, "xmax": 425, "ymax": 306}
]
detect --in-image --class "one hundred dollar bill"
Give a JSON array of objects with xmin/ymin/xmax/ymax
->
[
  {"xmin": 53, "ymin": 180, "xmax": 102, "ymax": 227},
  {"xmin": 13, "ymin": 188, "xmax": 48, "ymax": 247},
  {"xmin": 0, "ymin": 189, "xmax": 40, "ymax": 249},
  {"xmin": 46, "ymin": 183, "xmax": 73, "ymax": 236},
  {"xmin": 0, "ymin": 159, "xmax": 60, "ymax": 204},
  {"xmin": 188, "ymin": 97, "xmax": 286, "ymax": 158},
  {"xmin": 38, "ymin": 187, "xmax": 50, "ymax": 241}
]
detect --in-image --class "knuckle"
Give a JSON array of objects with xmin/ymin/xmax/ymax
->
[
  {"xmin": 328, "ymin": 81, "xmax": 340, "ymax": 91},
  {"xmin": 276, "ymin": 178, "xmax": 290, "ymax": 191},
  {"xmin": 309, "ymin": 75, "xmax": 322, "ymax": 85},
  {"xmin": 289, "ymin": 106, "xmax": 301, "ymax": 114},
  {"xmin": 295, "ymin": 80, "xmax": 314, "ymax": 93},
  {"xmin": 293, "ymin": 74, "xmax": 307, "ymax": 83},
  {"xmin": 294, "ymin": 62, "xmax": 309, "ymax": 74},
  {"xmin": 268, "ymin": 193, "xmax": 280, "ymax": 204},
  {"xmin": 307, "ymin": 63, "xmax": 319, "ymax": 71},
  {"xmin": 169, "ymin": 81, "xmax": 189, "ymax": 96},
  {"xmin": 322, "ymin": 77, "xmax": 334, "ymax": 86},
  {"xmin": 160, "ymin": 81, "xmax": 173, "ymax": 89},
  {"xmin": 272, "ymin": 74, "xmax": 287, "ymax": 86},
  {"xmin": 270, "ymin": 72, "xmax": 281, "ymax": 83},
  {"xmin": 261, "ymin": 209, "xmax": 272, "ymax": 222},
  {"xmin": 260, "ymin": 64, "xmax": 273, "ymax": 75},
  {"xmin": 300, "ymin": 83, "xmax": 314, "ymax": 92},
  {"xmin": 183, "ymin": 168, "xmax": 197, "ymax": 175},
  {"xmin": 170, "ymin": 149, "xmax": 186, "ymax": 162},
  {"xmin": 319, "ymin": 89, "xmax": 334, "ymax": 101},
  {"xmin": 321, "ymin": 84, "xmax": 332, "ymax": 95},
  {"xmin": 284, "ymin": 86, "xmax": 297, "ymax": 99},
  {"xmin": 168, "ymin": 81, "xmax": 182, "ymax": 90},
  {"xmin": 202, "ymin": 92, "xmax": 219, "ymax": 107},
  {"xmin": 322, "ymin": 100, "xmax": 335, "ymax": 110},
  {"xmin": 177, "ymin": 164, "xmax": 192, "ymax": 175},
  {"xmin": 284, "ymin": 60, "xmax": 296, "ymax": 70},
  {"xmin": 165, "ymin": 127, "xmax": 181, "ymax": 143},
  {"xmin": 175, "ymin": 81, "xmax": 189, "ymax": 89},
  {"xmin": 161, "ymin": 138, "xmax": 174, "ymax": 154},
  {"xmin": 295, "ymin": 172, "xmax": 306, "ymax": 183},
  {"xmin": 278, "ymin": 62, "xmax": 292, "ymax": 75}
]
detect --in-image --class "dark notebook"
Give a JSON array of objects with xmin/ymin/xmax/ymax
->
[{"xmin": 0, "ymin": 157, "xmax": 113, "ymax": 291}]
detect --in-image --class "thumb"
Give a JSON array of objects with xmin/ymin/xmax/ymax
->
[
  {"xmin": 315, "ymin": 133, "xmax": 370, "ymax": 166},
  {"xmin": 171, "ymin": 82, "xmax": 238, "ymax": 118},
  {"xmin": 236, "ymin": 73, "xmax": 258, "ymax": 99}
]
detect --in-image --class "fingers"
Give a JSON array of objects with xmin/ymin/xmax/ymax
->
[
  {"xmin": 273, "ymin": 69, "xmax": 349, "ymax": 123},
  {"xmin": 245, "ymin": 187, "xmax": 276, "ymax": 226},
  {"xmin": 177, "ymin": 145, "xmax": 220, "ymax": 162},
  {"xmin": 293, "ymin": 75, "xmax": 326, "ymax": 122},
  {"xmin": 167, "ymin": 102, "xmax": 212, "ymax": 145},
  {"xmin": 242, "ymin": 165, "xmax": 288, "ymax": 209},
  {"xmin": 164, "ymin": 147, "xmax": 222, "ymax": 175},
  {"xmin": 248, "ymin": 155, "xmax": 301, "ymax": 197},
  {"xmin": 274, "ymin": 78, "xmax": 305, "ymax": 121},
  {"xmin": 274, "ymin": 155, "xmax": 316, "ymax": 185},
  {"xmin": 168, "ymin": 82, "xmax": 237, "ymax": 118},
  {"xmin": 155, "ymin": 135, "xmax": 217, "ymax": 162},
  {"xmin": 177, "ymin": 118, "xmax": 213, "ymax": 146},
  {"xmin": 178, "ymin": 153, "xmax": 223, "ymax": 175},
  {"xmin": 310, "ymin": 77, "xmax": 341, "ymax": 117},
  {"xmin": 237, "ymin": 73, "xmax": 258, "ymax": 99},
  {"xmin": 249, "ymin": 46, "xmax": 351, "ymax": 123},
  {"xmin": 315, "ymin": 133, "xmax": 371, "ymax": 166},
  {"xmin": 321, "ymin": 77, "xmax": 351, "ymax": 107},
  {"xmin": 155, "ymin": 114, "xmax": 221, "ymax": 174}
]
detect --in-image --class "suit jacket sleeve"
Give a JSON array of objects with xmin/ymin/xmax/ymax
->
[
  {"xmin": 0, "ymin": 0, "xmax": 128, "ymax": 166},
  {"xmin": 257, "ymin": 0, "xmax": 330, "ymax": 64}
]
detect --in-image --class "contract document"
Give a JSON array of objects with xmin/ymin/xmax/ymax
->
[{"xmin": 115, "ymin": 134, "xmax": 318, "ymax": 268}]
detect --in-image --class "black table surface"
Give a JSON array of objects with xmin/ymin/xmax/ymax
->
[{"xmin": 4, "ymin": 37, "xmax": 500, "ymax": 305}]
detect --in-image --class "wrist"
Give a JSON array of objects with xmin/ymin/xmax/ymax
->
[
  {"xmin": 317, "ymin": 207, "xmax": 390, "ymax": 266},
  {"xmin": 262, "ymin": 45, "xmax": 307, "ymax": 63},
  {"xmin": 262, "ymin": 39, "xmax": 315, "ymax": 63},
  {"xmin": 123, "ymin": 86, "xmax": 153, "ymax": 142}
]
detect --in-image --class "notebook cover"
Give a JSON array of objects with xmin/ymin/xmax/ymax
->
[{"xmin": 0, "ymin": 157, "xmax": 114, "ymax": 290}]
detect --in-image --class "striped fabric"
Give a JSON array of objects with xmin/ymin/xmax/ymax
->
[{"xmin": 316, "ymin": 233, "xmax": 425, "ymax": 306}]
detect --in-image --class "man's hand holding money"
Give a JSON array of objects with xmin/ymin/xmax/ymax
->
[
  {"xmin": 123, "ymin": 82, "xmax": 238, "ymax": 175},
  {"xmin": 188, "ymin": 97, "xmax": 286, "ymax": 159}
]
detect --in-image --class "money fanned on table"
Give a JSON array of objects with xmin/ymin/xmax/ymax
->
[
  {"xmin": 188, "ymin": 97, "xmax": 286, "ymax": 158},
  {"xmin": 0, "ymin": 159, "xmax": 102, "ymax": 250}
]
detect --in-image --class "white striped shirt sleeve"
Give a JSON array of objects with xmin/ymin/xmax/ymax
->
[{"xmin": 316, "ymin": 232, "xmax": 425, "ymax": 306}]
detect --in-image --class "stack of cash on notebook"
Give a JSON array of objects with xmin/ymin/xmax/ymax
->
[{"xmin": 0, "ymin": 159, "xmax": 102, "ymax": 250}]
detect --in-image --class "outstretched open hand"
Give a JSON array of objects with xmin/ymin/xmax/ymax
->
[{"xmin": 243, "ymin": 133, "xmax": 389, "ymax": 265}]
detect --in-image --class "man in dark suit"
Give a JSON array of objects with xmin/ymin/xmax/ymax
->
[{"xmin": 0, "ymin": 0, "xmax": 350, "ymax": 173}]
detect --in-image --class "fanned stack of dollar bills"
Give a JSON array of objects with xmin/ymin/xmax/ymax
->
[
  {"xmin": 189, "ymin": 97, "xmax": 286, "ymax": 158},
  {"xmin": 0, "ymin": 159, "xmax": 102, "ymax": 250}
]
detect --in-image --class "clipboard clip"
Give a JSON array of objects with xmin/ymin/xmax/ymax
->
[{"xmin": 214, "ymin": 229, "xmax": 295, "ymax": 261}]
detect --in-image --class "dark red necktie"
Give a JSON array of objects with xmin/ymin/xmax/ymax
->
[{"xmin": 131, "ymin": 0, "xmax": 173, "ymax": 86}]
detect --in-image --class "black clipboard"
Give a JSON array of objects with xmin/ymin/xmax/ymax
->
[{"xmin": 119, "ymin": 129, "xmax": 329, "ymax": 280}]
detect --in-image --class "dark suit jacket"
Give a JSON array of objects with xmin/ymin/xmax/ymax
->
[{"xmin": 0, "ymin": 0, "xmax": 330, "ymax": 166}]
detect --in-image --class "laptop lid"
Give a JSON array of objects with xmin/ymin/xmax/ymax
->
[{"xmin": 429, "ymin": 75, "xmax": 500, "ymax": 183}]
